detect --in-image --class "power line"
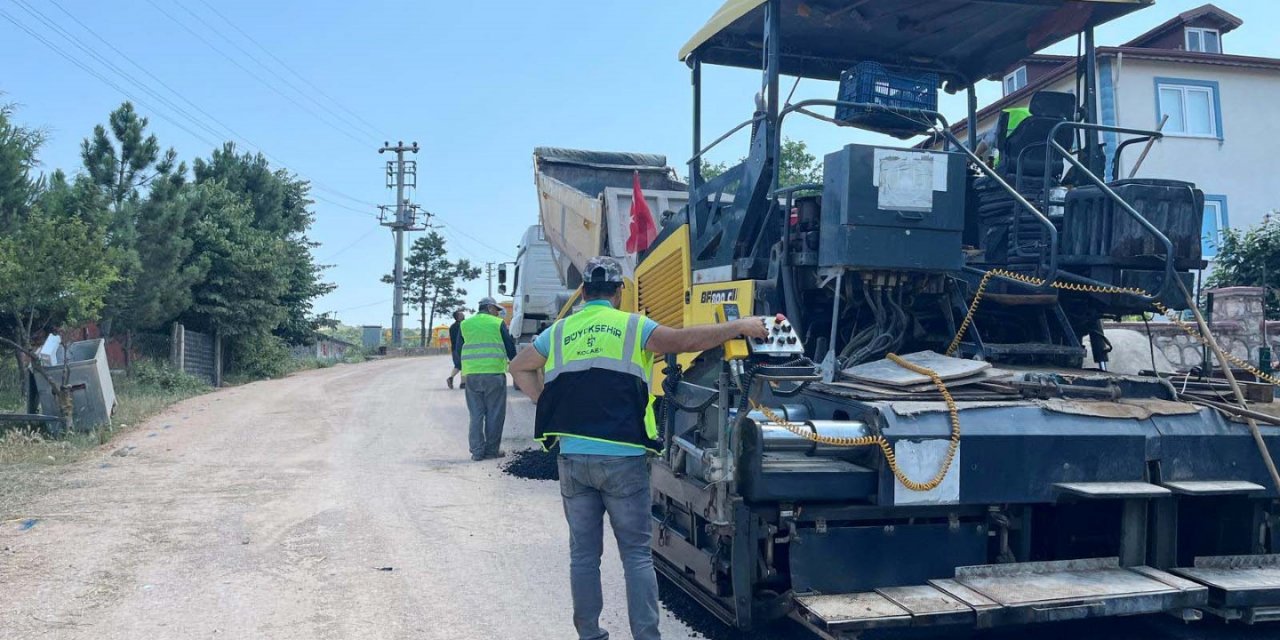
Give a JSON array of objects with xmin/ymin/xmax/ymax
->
[
  {"xmin": 14, "ymin": 0, "xmax": 227, "ymax": 143},
  {"xmin": 312, "ymin": 183, "xmax": 378, "ymax": 207},
  {"xmin": 331, "ymin": 298, "xmax": 391, "ymax": 313},
  {"xmin": 320, "ymin": 227, "xmax": 379, "ymax": 261},
  {"xmin": 312, "ymin": 194, "xmax": 378, "ymax": 218},
  {"xmin": 193, "ymin": 0, "xmax": 389, "ymax": 142},
  {"xmin": 144, "ymin": 0, "xmax": 372, "ymax": 148},
  {"xmin": 11, "ymin": 0, "xmax": 380, "ymax": 218},
  {"xmin": 433, "ymin": 225, "xmax": 476, "ymax": 260},
  {"xmin": 0, "ymin": 6, "xmax": 221, "ymax": 149},
  {"xmin": 174, "ymin": 1, "xmax": 384, "ymax": 143},
  {"xmin": 436, "ymin": 220, "xmax": 516, "ymax": 259}
]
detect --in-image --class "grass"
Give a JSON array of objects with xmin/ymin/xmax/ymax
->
[
  {"xmin": 0, "ymin": 365, "xmax": 211, "ymax": 517},
  {"xmin": 0, "ymin": 366, "xmax": 209, "ymax": 466}
]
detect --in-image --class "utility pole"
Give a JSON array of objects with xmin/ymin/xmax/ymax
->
[
  {"xmin": 485, "ymin": 261, "xmax": 495, "ymax": 297},
  {"xmin": 378, "ymin": 140, "xmax": 426, "ymax": 348}
]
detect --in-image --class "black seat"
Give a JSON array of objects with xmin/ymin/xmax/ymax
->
[{"xmin": 999, "ymin": 91, "xmax": 1076, "ymax": 184}]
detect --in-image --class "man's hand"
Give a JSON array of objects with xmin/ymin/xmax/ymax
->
[
  {"xmin": 735, "ymin": 317, "xmax": 770, "ymax": 341},
  {"xmin": 648, "ymin": 315, "xmax": 774, "ymax": 355},
  {"xmin": 509, "ymin": 345, "xmax": 547, "ymax": 403}
]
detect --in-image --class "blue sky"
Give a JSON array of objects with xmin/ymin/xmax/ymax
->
[{"xmin": 3, "ymin": 1, "xmax": 1276, "ymax": 327}]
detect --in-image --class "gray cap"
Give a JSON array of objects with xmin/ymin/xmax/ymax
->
[
  {"xmin": 477, "ymin": 296, "xmax": 500, "ymax": 310},
  {"xmin": 583, "ymin": 256, "xmax": 625, "ymax": 284}
]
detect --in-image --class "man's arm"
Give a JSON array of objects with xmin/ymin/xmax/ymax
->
[
  {"xmin": 645, "ymin": 317, "xmax": 769, "ymax": 355},
  {"xmin": 509, "ymin": 345, "xmax": 547, "ymax": 403},
  {"xmin": 501, "ymin": 323, "xmax": 517, "ymax": 360}
]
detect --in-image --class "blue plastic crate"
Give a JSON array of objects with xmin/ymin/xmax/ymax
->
[{"xmin": 835, "ymin": 62, "xmax": 939, "ymax": 138}]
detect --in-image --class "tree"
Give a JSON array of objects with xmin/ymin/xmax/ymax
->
[
  {"xmin": 81, "ymin": 102, "xmax": 185, "ymax": 350},
  {"xmin": 0, "ymin": 102, "xmax": 45, "ymax": 230},
  {"xmin": 193, "ymin": 144, "xmax": 333, "ymax": 347},
  {"xmin": 1206, "ymin": 215, "xmax": 1280, "ymax": 317},
  {"xmin": 182, "ymin": 182, "xmax": 290, "ymax": 339},
  {"xmin": 384, "ymin": 232, "xmax": 480, "ymax": 347},
  {"xmin": 124, "ymin": 170, "xmax": 207, "ymax": 336},
  {"xmin": 0, "ymin": 104, "xmax": 117, "ymax": 425},
  {"xmin": 699, "ymin": 137, "xmax": 824, "ymax": 188},
  {"xmin": 80, "ymin": 102, "xmax": 177, "ymax": 212}
]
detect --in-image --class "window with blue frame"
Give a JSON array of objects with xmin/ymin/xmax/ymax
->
[
  {"xmin": 1155, "ymin": 77, "xmax": 1223, "ymax": 139},
  {"xmin": 1202, "ymin": 195, "xmax": 1229, "ymax": 259}
]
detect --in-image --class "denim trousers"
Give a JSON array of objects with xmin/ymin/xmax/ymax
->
[
  {"xmin": 558, "ymin": 454, "xmax": 661, "ymax": 640},
  {"xmin": 463, "ymin": 373, "xmax": 506, "ymax": 458}
]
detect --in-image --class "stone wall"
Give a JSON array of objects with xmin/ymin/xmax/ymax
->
[{"xmin": 1107, "ymin": 287, "xmax": 1278, "ymax": 372}]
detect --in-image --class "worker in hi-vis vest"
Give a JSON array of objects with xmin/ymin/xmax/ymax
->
[
  {"xmin": 974, "ymin": 105, "xmax": 1032, "ymax": 166},
  {"xmin": 456, "ymin": 296, "xmax": 517, "ymax": 461},
  {"xmin": 509, "ymin": 256, "xmax": 769, "ymax": 640}
]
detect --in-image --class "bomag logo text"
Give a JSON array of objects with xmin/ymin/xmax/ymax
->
[{"xmin": 700, "ymin": 289, "xmax": 738, "ymax": 304}]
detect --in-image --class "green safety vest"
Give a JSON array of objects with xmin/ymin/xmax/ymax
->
[
  {"xmin": 459, "ymin": 314, "xmax": 508, "ymax": 375},
  {"xmin": 1005, "ymin": 106, "xmax": 1032, "ymax": 135},
  {"xmin": 993, "ymin": 107, "xmax": 1033, "ymax": 168},
  {"xmin": 534, "ymin": 304, "xmax": 660, "ymax": 453}
]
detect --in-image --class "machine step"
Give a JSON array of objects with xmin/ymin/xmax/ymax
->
[
  {"xmin": 1160, "ymin": 480, "xmax": 1266, "ymax": 496},
  {"xmin": 791, "ymin": 558, "xmax": 1206, "ymax": 637},
  {"xmin": 1053, "ymin": 481, "xmax": 1171, "ymax": 499},
  {"xmin": 1172, "ymin": 555, "xmax": 1280, "ymax": 617}
]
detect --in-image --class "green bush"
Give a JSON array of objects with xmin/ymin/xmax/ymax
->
[
  {"xmin": 130, "ymin": 360, "xmax": 209, "ymax": 393},
  {"xmin": 228, "ymin": 333, "xmax": 291, "ymax": 379}
]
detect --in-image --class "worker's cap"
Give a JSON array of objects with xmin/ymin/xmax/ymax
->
[
  {"xmin": 583, "ymin": 256, "xmax": 625, "ymax": 284},
  {"xmin": 477, "ymin": 296, "xmax": 500, "ymax": 310}
]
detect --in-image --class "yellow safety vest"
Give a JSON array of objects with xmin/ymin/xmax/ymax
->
[
  {"xmin": 459, "ymin": 314, "xmax": 508, "ymax": 375},
  {"xmin": 534, "ymin": 304, "xmax": 660, "ymax": 453}
]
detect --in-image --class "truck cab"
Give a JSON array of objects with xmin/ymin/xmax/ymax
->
[{"xmin": 506, "ymin": 225, "xmax": 574, "ymax": 344}]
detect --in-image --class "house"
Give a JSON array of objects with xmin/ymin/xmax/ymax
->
[
  {"xmin": 291, "ymin": 333, "xmax": 356, "ymax": 362},
  {"xmin": 925, "ymin": 4, "xmax": 1278, "ymax": 261}
]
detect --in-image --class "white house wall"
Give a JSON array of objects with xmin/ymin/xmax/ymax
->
[{"xmin": 1111, "ymin": 57, "xmax": 1280, "ymax": 230}]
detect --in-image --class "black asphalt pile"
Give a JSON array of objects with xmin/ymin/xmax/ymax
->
[
  {"xmin": 656, "ymin": 576, "xmax": 811, "ymax": 640},
  {"xmin": 501, "ymin": 448, "xmax": 559, "ymax": 481}
]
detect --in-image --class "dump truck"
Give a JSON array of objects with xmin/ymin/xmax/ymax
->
[
  {"xmin": 532, "ymin": 147, "xmax": 689, "ymax": 286},
  {"xmin": 502, "ymin": 225, "xmax": 575, "ymax": 343},
  {"xmin": 623, "ymin": 1, "xmax": 1280, "ymax": 637}
]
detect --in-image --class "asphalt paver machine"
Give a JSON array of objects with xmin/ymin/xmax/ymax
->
[{"xmin": 636, "ymin": 1, "xmax": 1280, "ymax": 636}]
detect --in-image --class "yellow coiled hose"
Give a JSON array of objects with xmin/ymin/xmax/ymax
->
[
  {"xmin": 946, "ymin": 268, "xmax": 1280, "ymax": 387},
  {"xmin": 750, "ymin": 353, "xmax": 961, "ymax": 492}
]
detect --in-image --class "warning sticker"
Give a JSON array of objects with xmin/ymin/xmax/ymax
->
[{"xmin": 872, "ymin": 149, "xmax": 948, "ymax": 213}]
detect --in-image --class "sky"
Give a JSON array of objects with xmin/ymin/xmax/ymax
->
[{"xmin": 3, "ymin": 0, "xmax": 1277, "ymax": 327}]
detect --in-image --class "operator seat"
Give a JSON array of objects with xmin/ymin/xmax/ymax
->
[{"xmin": 998, "ymin": 91, "xmax": 1076, "ymax": 184}]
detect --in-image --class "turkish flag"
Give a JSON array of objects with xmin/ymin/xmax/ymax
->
[{"xmin": 626, "ymin": 170, "xmax": 658, "ymax": 254}]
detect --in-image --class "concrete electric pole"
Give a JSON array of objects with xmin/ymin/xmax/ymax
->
[
  {"xmin": 485, "ymin": 261, "xmax": 495, "ymax": 297},
  {"xmin": 378, "ymin": 141, "xmax": 426, "ymax": 348}
]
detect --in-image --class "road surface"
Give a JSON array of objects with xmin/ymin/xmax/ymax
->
[
  {"xmin": 5, "ymin": 356, "xmax": 1278, "ymax": 640},
  {"xmin": 0, "ymin": 356, "xmax": 702, "ymax": 639}
]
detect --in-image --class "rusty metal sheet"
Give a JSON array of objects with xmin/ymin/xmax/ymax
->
[
  {"xmin": 1172, "ymin": 558, "xmax": 1280, "ymax": 608},
  {"xmin": 794, "ymin": 592, "xmax": 912, "ymax": 631},
  {"xmin": 1038, "ymin": 398, "xmax": 1199, "ymax": 420},
  {"xmin": 1054, "ymin": 482, "xmax": 1171, "ymax": 499},
  {"xmin": 842, "ymin": 351, "xmax": 990, "ymax": 387},
  {"xmin": 1129, "ymin": 566, "xmax": 1212, "ymax": 594},
  {"xmin": 1161, "ymin": 480, "xmax": 1266, "ymax": 496},
  {"xmin": 958, "ymin": 566, "xmax": 1177, "ymax": 607},
  {"xmin": 877, "ymin": 585, "xmax": 974, "ymax": 625}
]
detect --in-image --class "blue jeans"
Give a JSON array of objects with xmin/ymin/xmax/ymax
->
[
  {"xmin": 559, "ymin": 454, "xmax": 661, "ymax": 640},
  {"xmin": 463, "ymin": 373, "xmax": 507, "ymax": 458}
]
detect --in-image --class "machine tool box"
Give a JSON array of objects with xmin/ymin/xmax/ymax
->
[
  {"xmin": 1061, "ymin": 178, "xmax": 1205, "ymax": 269},
  {"xmin": 821, "ymin": 143, "xmax": 967, "ymax": 272}
]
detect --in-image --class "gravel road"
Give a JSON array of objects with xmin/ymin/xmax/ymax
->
[
  {"xmin": 0, "ymin": 356, "xmax": 703, "ymax": 639},
  {"xmin": 4, "ymin": 355, "xmax": 1279, "ymax": 640}
]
